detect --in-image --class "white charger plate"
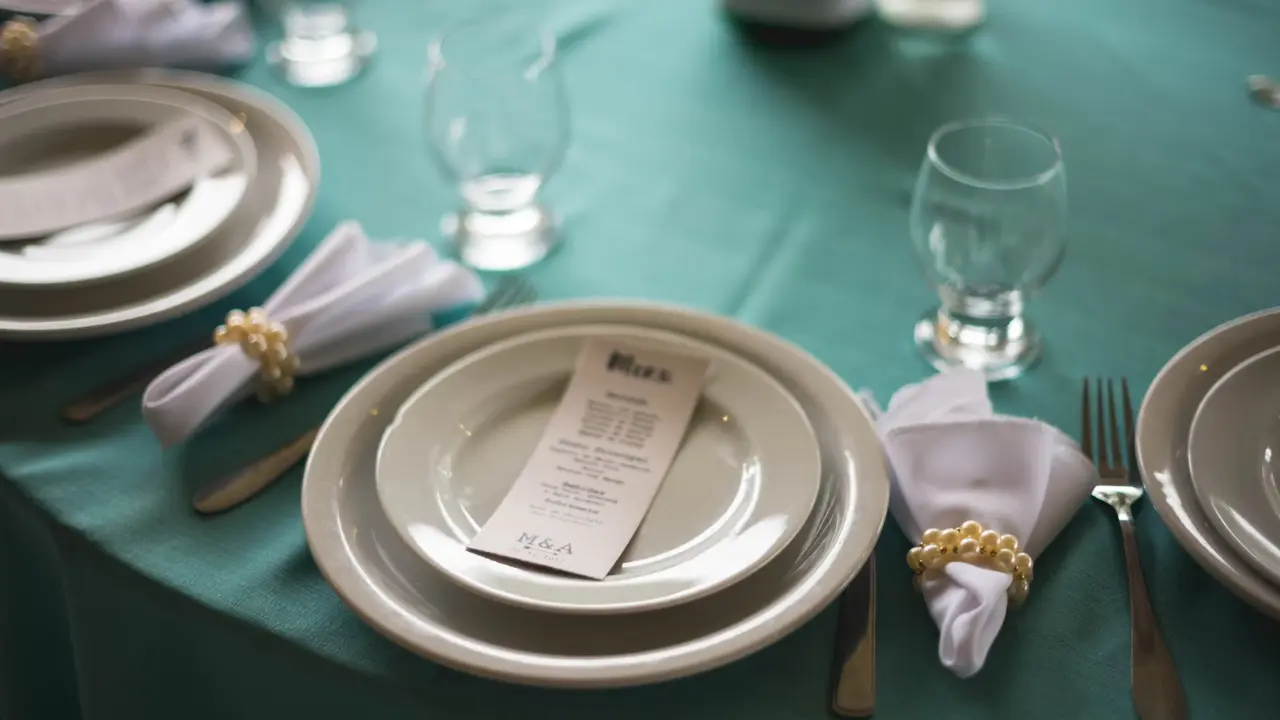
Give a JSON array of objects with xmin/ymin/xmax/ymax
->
[
  {"xmin": 0, "ymin": 70, "xmax": 319, "ymax": 340},
  {"xmin": 0, "ymin": 84, "xmax": 257, "ymax": 286},
  {"xmin": 1188, "ymin": 345, "xmax": 1280, "ymax": 586},
  {"xmin": 302, "ymin": 302, "xmax": 889, "ymax": 688},
  {"xmin": 377, "ymin": 323, "xmax": 822, "ymax": 614},
  {"xmin": 1138, "ymin": 308, "xmax": 1280, "ymax": 619}
]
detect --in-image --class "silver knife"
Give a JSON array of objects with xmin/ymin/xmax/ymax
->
[
  {"xmin": 191, "ymin": 427, "xmax": 319, "ymax": 514},
  {"xmin": 830, "ymin": 554, "xmax": 876, "ymax": 718}
]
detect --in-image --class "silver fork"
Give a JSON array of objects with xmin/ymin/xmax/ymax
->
[
  {"xmin": 1085, "ymin": 378, "xmax": 1186, "ymax": 720},
  {"xmin": 191, "ymin": 277, "xmax": 537, "ymax": 515}
]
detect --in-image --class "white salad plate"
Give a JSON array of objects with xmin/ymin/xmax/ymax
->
[
  {"xmin": 1138, "ymin": 308, "xmax": 1280, "ymax": 619},
  {"xmin": 0, "ymin": 70, "xmax": 319, "ymax": 340},
  {"xmin": 302, "ymin": 302, "xmax": 889, "ymax": 688},
  {"xmin": 0, "ymin": 84, "xmax": 257, "ymax": 286},
  {"xmin": 1188, "ymin": 345, "xmax": 1280, "ymax": 587},
  {"xmin": 377, "ymin": 323, "xmax": 823, "ymax": 615}
]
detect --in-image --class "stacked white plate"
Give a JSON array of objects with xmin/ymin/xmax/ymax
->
[
  {"xmin": 1138, "ymin": 308, "xmax": 1280, "ymax": 618},
  {"xmin": 301, "ymin": 301, "xmax": 891, "ymax": 688},
  {"xmin": 0, "ymin": 70, "xmax": 319, "ymax": 340}
]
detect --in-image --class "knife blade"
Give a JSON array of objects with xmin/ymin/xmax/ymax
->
[
  {"xmin": 191, "ymin": 427, "xmax": 319, "ymax": 514},
  {"xmin": 830, "ymin": 554, "xmax": 876, "ymax": 718}
]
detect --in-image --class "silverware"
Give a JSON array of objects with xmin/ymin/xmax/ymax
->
[
  {"xmin": 193, "ymin": 427, "xmax": 320, "ymax": 514},
  {"xmin": 1248, "ymin": 75, "xmax": 1280, "ymax": 109},
  {"xmin": 830, "ymin": 555, "xmax": 875, "ymax": 718},
  {"xmin": 1085, "ymin": 378, "xmax": 1186, "ymax": 720},
  {"xmin": 192, "ymin": 277, "xmax": 538, "ymax": 515},
  {"xmin": 62, "ymin": 338, "xmax": 207, "ymax": 424}
]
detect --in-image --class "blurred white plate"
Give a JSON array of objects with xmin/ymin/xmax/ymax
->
[
  {"xmin": 1189, "ymin": 345, "xmax": 1280, "ymax": 586},
  {"xmin": 303, "ymin": 302, "xmax": 889, "ymax": 688},
  {"xmin": 0, "ymin": 70, "xmax": 319, "ymax": 340},
  {"xmin": 1138, "ymin": 308, "xmax": 1280, "ymax": 619},
  {"xmin": 377, "ymin": 323, "xmax": 822, "ymax": 614},
  {"xmin": 0, "ymin": 84, "xmax": 257, "ymax": 286}
]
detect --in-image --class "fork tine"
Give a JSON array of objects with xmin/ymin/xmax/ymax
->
[
  {"xmin": 492, "ymin": 278, "xmax": 537, "ymax": 313},
  {"xmin": 509, "ymin": 280, "xmax": 538, "ymax": 307},
  {"xmin": 474, "ymin": 277, "xmax": 519, "ymax": 314},
  {"xmin": 1122, "ymin": 378, "xmax": 1137, "ymax": 483},
  {"xmin": 1095, "ymin": 377, "xmax": 1109, "ymax": 471},
  {"xmin": 1081, "ymin": 378, "xmax": 1093, "ymax": 461},
  {"xmin": 1107, "ymin": 379, "xmax": 1123, "ymax": 471}
]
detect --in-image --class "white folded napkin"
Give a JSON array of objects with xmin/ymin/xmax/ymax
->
[
  {"xmin": 142, "ymin": 221, "xmax": 485, "ymax": 446},
  {"xmin": 23, "ymin": 0, "xmax": 253, "ymax": 78},
  {"xmin": 863, "ymin": 370, "xmax": 1098, "ymax": 678}
]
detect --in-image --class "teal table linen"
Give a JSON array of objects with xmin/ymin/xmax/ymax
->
[{"xmin": 4, "ymin": 0, "xmax": 1280, "ymax": 717}]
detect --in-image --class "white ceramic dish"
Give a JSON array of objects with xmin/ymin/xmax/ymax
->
[
  {"xmin": 0, "ymin": 84, "xmax": 257, "ymax": 286},
  {"xmin": 0, "ymin": 70, "xmax": 319, "ymax": 340},
  {"xmin": 377, "ymin": 323, "xmax": 822, "ymax": 614},
  {"xmin": 302, "ymin": 302, "xmax": 889, "ymax": 688},
  {"xmin": 1188, "ymin": 345, "xmax": 1280, "ymax": 586},
  {"xmin": 1138, "ymin": 308, "xmax": 1280, "ymax": 619}
]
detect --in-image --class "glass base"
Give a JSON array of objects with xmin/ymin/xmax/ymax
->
[
  {"xmin": 443, "ymin": 205, "xmax": 559, "ymax": 272},
  {"xmin": 267, "ymin": 30, "xmax": 377, "ymax": 88},
  {"xmin": 877, "ymin": 0, "xmax": 986, "ymax": 31},
  {"xmin": 913, "ymin": 308, "xmax": 1040, "ymax": 382}
]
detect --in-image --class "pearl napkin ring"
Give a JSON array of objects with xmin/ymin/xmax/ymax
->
[
  {"xmin": 906, "ymin": 521, "xmax": 1035, "ymax": 603},
  {"xmin": 213, "ymin": 308, "xmax": 300, "ymax": 402},
  {"xmin": 0, "ymin": 17, "xmax": 38, "ymax": 83}
]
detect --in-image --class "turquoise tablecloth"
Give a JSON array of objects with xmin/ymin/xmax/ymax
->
[{"xmin": 4, "ymin": 1, "xmax": 1280, "ymax": 718}]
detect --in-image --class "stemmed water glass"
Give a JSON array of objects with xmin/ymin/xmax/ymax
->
[
  {"xmin": 265, "ymin": 0, "xmax": 376, "ymax": 88},
  {"xmin": 424, "ymin": 25, "xmax": 569, "ymax": 272},
  {"xmin": 909, "ymin": 117, "xmax": 1067, "ymax": 380}
]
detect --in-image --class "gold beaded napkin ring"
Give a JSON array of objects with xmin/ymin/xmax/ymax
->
[
  {"xmin": 906, "ymin": 521, "xmax": 1035, "ymax": 603},
  {"xmin": 0, "ymin": 16, "xmax": 38, "ymax": 84},
  {"xmin": 213, "ymin": 308, "xmax": 300, "ymax": 402}
]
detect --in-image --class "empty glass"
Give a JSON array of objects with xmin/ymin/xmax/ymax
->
[
  {"xmin": 909, "ymin": 117, "xmax": 1067, "ymax": 380},
  {"xmin": 424, "ymin": 26, "xmax": 569, "ymax": 272},
  {"xmin": 876, "ymin": 0, "xmax": 986, "ymax": 31},
  {"xmin": 265, "ymin": 0, "xmax": 376, "ymax": 88}
]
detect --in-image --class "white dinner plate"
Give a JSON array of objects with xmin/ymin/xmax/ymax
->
[
  {"xmin": 0, "ymin": 84, "xmax": 257, "ymax": 286},
  {"xmin": 302, "ymin": 302, "xmax": 889, "ymax": 688},
  {"xmin": 0, "ymin": 70, "xmax": 319, "ymax": 340},
  {"xmin": 1188, "ymin": 346, "xmax": 1280, "ymax": 586},
  {"xmin": 1138, "ymin": 308, "xmax": 1280, "ymax": 619},
  {"xmin": 377, "ymin": 323, "xmax": 822, "ymax": 614}
]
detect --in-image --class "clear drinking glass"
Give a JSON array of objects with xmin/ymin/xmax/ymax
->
[
  {"xmin": 266, "ymin": 0, "xmax": 376, "ymax": 88},
  {"xmin": 424, "ymin": 26, "xmax": 568, "ymax": 272},
  {"xmin": 909, "ymin": 117, "xmax": 1067, "ymax": 380},
  {"xmin": 876, "ymin": 0, "xmax": 986, "ymax": 31}
]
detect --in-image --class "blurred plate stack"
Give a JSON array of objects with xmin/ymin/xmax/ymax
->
[
  {"xmin": 0, "ymin": 70, "xmax": 319, "ymax": 340},
  {"xmin": 1139, "ymin": 308, "xmax": 1280, "ymax": 618}
]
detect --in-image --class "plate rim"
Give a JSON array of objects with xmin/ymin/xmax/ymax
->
[
  {"xmin": 302, "ymin": 300, "xmax": 889, "ymax": 687},
  {"xmin": 1137, "ymin": 306, "xmax": 1280, "ymax": 617},
  {"xmin": 0, "ymin": 83, "xmax": 259, "ymax": 284},
  {"xmin": 375, "ymin": 321, "xmax": 824, "ymax": 614},
  {"xmin": 1187, "ymin": 344, "xmax": 1280, "ymax": 585},
  {"xmin": 0, "ymin": 69, "xmax": 320, "ymax": 340}
]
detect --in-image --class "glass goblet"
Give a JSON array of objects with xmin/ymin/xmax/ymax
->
[
  {"xmin": 909, "ymin": 117, "xmax": 1067, "ymax": 381},
  {"xmin": 424, "ymin": 25, "xmax": 569, "ymax": 272},
  {"xmin": 265, "ymin": 0, "xmax": 376, "ymax": 89}
]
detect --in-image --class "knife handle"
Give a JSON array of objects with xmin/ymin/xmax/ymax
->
[
  {"xmin": 62, "ymin": 338, "xmax": 208, "ymax": 424},
  {"xmin": 831, "ymin": 555, "xmax": 876, "ymax": 718},
  {"xmin": 191, "ymin": 427, "xmax": 319, "ymax": 514}
]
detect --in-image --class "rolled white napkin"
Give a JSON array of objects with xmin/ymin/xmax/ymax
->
[
  {"xmin": 864, "ymin": 370, "xmax": 1098, "ymax": 678},
  {"xmin": 20, "ymin": 0, "xmax": 253, "ymax": 78},
  {"xmin": 142, "ymin": 221, "xmax": 485, "ymax": 446}
]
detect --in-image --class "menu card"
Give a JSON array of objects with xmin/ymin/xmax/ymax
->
[
  {"xmin": 469, "ymin": 339, "xmax": 710, "ymax": 579},
  {"xmin": 0, "ymin": 115, "xmax": 237, "ymax": 240}
]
